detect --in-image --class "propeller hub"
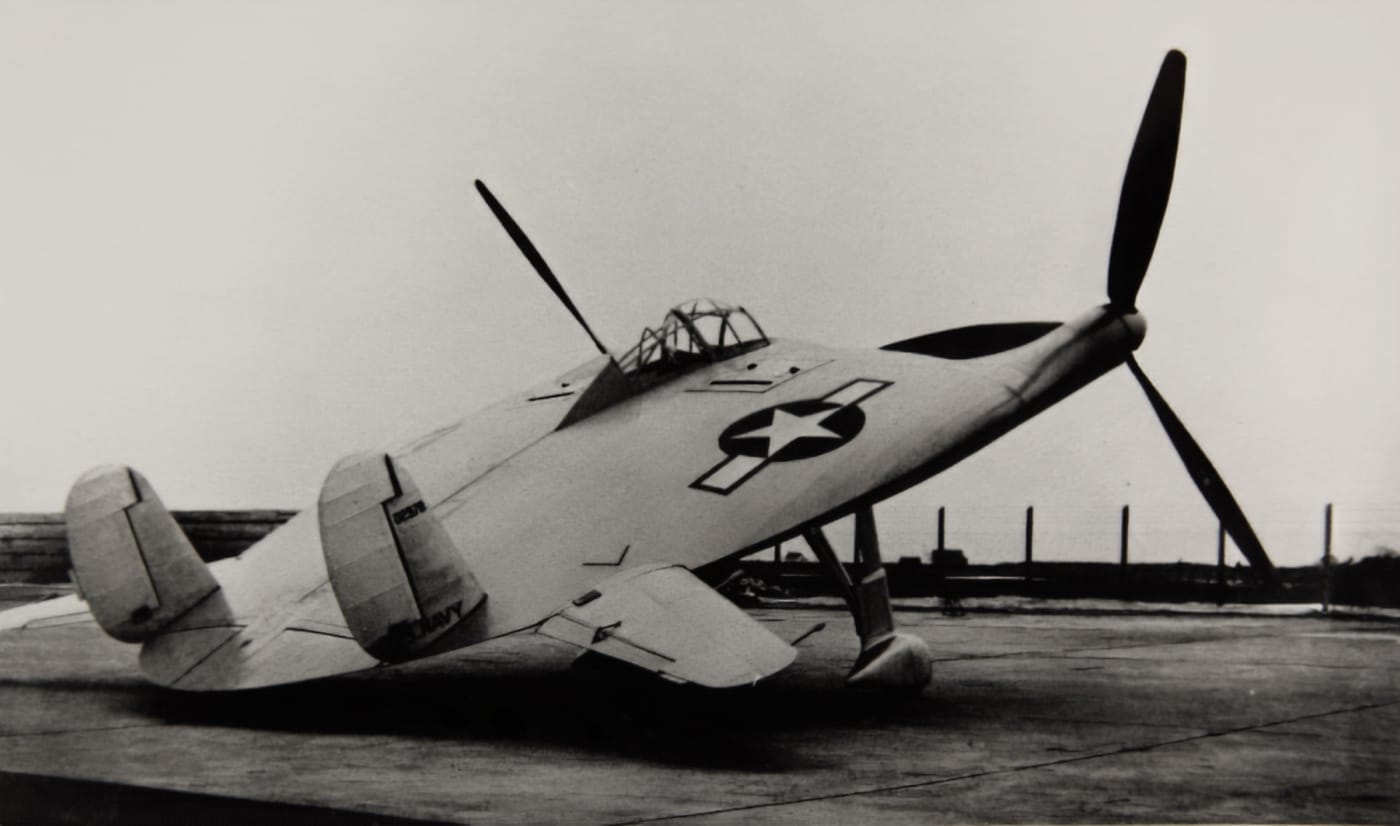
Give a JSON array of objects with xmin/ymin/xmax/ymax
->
[{"xmin": 1116, "ymin": 308, "xmax": 1148, "ymax": 352}]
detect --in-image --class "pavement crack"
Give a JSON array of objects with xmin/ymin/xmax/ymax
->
[
  {"xmin": 1005, "ymin": 714, "xmax": 1192, "ymax": 731},
  {"xmin": 930, "ymin": 632, "xmax": 1287, "ymax": 664},
  {"xmin": 611, "ymin": 698, "xmax": 1400, "ymax": 825},
  {"xmin": 1059, "ymin": 654, "xmax": 1400, "ymax": 672}
]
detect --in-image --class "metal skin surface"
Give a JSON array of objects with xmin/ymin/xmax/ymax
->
[
  {"xmin": 404, "ymin": 307, "xmax": 1146, "ymax": 650},
  {"xmin": 5, "ymin": 51, "xmax": 1250, "ymax": 693},
  {"xmin": 0, "ymin": 306, "xmax": 1145, "ymax": 690}
]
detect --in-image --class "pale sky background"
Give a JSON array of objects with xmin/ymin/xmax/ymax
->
[{"xmin": 2, "ymin": 1, "xmax": 1397, "ymax": 567}]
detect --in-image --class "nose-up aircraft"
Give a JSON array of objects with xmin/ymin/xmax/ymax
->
[{"xmin": 1, "ymin": 50, "xmax": 1275, "ymax": 692}]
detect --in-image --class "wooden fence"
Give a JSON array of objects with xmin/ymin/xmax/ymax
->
[{"xmin": 0, "ymin": 511, "xmax": 295, "ymax": 584}]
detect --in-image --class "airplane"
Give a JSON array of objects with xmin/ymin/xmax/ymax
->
[{"xmin": 0, "ymin": 50, "xmax": 1276, "ymax": 693}]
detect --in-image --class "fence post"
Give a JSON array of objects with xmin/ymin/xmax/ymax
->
[
  {"xmin": 1216, "ymin": 521, "xmax": 1227, "ymax": 605},
  {"xmin": 1322, "ymin": 503, "xmax": 1333, "ymax": 612},
  {"xmin": 1024, "ymin": 506, "xmax": 1034, "ymax": 582},
  {"xmin": 1119, "ymin": 505, "xmax": 1130, "ymax": 588}
]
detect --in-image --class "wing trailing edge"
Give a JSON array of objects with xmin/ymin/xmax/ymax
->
[
  {"xmin": 537, "ymin": 563, "xmax": 796, "ymax": 688},
  {"xmin": 0, "ymin": 593, "xmax": 92, "ymax": 632}
]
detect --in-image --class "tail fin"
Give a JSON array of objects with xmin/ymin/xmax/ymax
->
[
  {"xmin": 318, "ymin": 452, "xmax": 486, "ymax": 662},
  {"xmin": 64, "ymin": 466, "xmax": 220, "ymax": 642}
]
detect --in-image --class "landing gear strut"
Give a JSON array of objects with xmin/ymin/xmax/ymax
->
[{"xmin": 803, "ymin": 506, "xmax": 932, "ymax": 691}]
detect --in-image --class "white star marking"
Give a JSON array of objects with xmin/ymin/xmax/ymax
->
[{"xmin": 732, "ymin": 407, "xmax": 844, "ymax": 458}]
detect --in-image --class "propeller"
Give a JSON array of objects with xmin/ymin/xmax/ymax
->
[
  {"xmin": 474, "ymin": 180, "xmax": 611, "ymax": 357},
  {"xmin": 879, "ymin": 52, "xmax": 1274, "ymax": 579},
  {"xmin": 1126, "ymin": 356, "xmax": 1277, "ymax": 580},
  {"xmin": 1107, "ymin": 49, "xmax": 1185, "ymax": 312},
  {"xmin": 1105, "ymin": 52, "xmax": 1276, "ymax": 581}
]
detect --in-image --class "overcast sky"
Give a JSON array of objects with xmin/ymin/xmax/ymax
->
[{"xmin": 2, "ymin": 1, "xmax": 1397, "ymax": 567}]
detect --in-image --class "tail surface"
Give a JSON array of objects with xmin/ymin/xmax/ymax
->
[
  {"xmin": 318, "ymin": 452, "xmax": 487, "ymax": 661},
  {"xmin": 64, "ymin": 466, "xmax": 219, "ymax": 642}
]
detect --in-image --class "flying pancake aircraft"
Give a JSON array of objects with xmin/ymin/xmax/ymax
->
[{"xmin": 1, "ymin": 50, "xmax": 1276, "ymax": 692}]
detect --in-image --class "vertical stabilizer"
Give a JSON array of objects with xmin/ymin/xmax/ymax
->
[
  {"xmin": 318, "ymin": 452, "xmax": 486, "ymax": 661},
  {"xmin": 64, "ymin": 466, "xmax": 220, "ymax": 642}
]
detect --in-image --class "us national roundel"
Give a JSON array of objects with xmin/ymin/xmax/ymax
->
[
  {"xmin": 719, "ymin": 400, "xmax": 864, "ymax": 462},
  {"xmin": 692, "ymin": 379, "xmax": 892, "ymax": 495}
]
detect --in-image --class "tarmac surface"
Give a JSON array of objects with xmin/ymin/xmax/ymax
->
[{"xmin": 1, "ymin": 593, "xmax": 1397, "ymax": 824}]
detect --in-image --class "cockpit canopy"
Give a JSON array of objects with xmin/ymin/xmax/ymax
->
[{"xmin": 617, "ymin": 298, "xmax": 769, "ymax": 376}]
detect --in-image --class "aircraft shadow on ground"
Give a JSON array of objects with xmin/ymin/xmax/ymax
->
[
  {"xmin": 1, "ymin": 630, "xmax": 1050, "ymax": 770},
  {"xmin": 110, "ymin": 658, "xmax": 979, "ymax": 770}
]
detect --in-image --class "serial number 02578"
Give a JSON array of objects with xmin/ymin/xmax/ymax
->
[{"xmin": 392, "ymin": 500, "xmax": 427, "ymax": 525}]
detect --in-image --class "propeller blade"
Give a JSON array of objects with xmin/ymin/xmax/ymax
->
[
  {"xmin": 1126, "ymin": 356, "xmax": 1277, "ymax": 580},
  {"xmin": 474, "ymin": 180, "xmax": 610, "ymax": 356},
  {"xmin": 1107, "ymin": 50, "xmax": 1186, "ymax": 311}
]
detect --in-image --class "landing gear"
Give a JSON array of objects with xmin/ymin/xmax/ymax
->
[{"xmin": 803, "ymin": 507, "xmax": 932, "ymax": 691}]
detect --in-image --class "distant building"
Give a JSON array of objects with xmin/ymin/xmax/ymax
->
[{"xmin": 929, "ymin": 548, "xmax": 969, "ymax": 569}]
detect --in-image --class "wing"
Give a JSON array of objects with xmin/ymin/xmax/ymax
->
[
  {"xmin": 0, "ymin": 493, "xmax": 383, "ymax": 691},
  {"xmin": 149, "ymin": 357, "xmax": 622, "ymax": 691},
  {"xmin": 136, "ymin": 508, "xmax": 406, "ymax": 690},
  {"xmin": 7, "ymin": 317, "xmax": 1116, "ymax": 692},
  {"xmin": 136, "ymin": 579, "xmax": 379, "ymax": 691},
  {"xmin": 398, "ymin": 338, "xmax": 1020, "ymax": 635},
  {"xmin": 0, "ymin": 592, "xmax": 93, "ymax": 631},
  {"xmin": 405, "ymin": 318, "xmax": 1131, "ymax": 640},
  {"xmin": 536, "ymin": 563, "xmax": 795, "ymax": 687}
]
